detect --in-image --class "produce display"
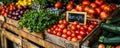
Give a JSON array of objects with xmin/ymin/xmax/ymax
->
[
  {"xmin": 16, "ymin": 0, "xmax": 33, "ymax": 6},
  {"xmin": 47, "ymin": 19, "xmax": 98, "ymax": 42}
]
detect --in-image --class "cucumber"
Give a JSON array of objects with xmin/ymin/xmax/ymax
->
[
  {"xmin": 106, "ymin": 15, "xmax": 120, "ymax": 24},
  {"xmin": 99, "ymin": 36, "xmax": 120, "ymax": 44},
  {"xmin": 101, "ymin": 23, "xmax": 120, "ymax": 35}
]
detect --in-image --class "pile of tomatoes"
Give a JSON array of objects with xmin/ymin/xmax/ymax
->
[
  {"xmin": 47, "ymin": 19, "xmax": 98, "ymax": 42},
  {"xmin": 55, "ymin": 0, "xmax": 117, "ymax": 20}
]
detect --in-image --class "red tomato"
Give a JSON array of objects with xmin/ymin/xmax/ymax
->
[
  {"xmin": 73, "ymin": 21, "xmax": 79, "ymax": 26},
  {"xmin": 55, "ymin": 27, "xmax": 59, "ymax": 32},
  {"xmin": 103, "ymin": 6, "xmax": 112, "ymax": 12},
  {"xmin": 53, "ymin": 25, "xmax": 57, "ymax": 29},
  {"xmin": 71, "ymin": 37, "xmax": 78, "ymax": 42},
  {"xmin": 83, "ymin": 25, "xmax": 88, "ymax": 29},
  {"xmin": 84, "ymin": 6, "xmax": 90, "ymax": 12},
  {"xmin": 80, "ymin": 26, "xmax": 85, "ymax": 31},
  {"xmin": 82, "ymin": 1, "xmax": 90, "ymax": 6},
  {"xmin": 95, "ymin": 8, "xmax": 102, "ymax": 14},
  {"xmin": 88, "ymin": 8, "xmax": 96, "ymax": 14},
  {"xmin": 71, "ymin": 33, "xmax": 76, "ymax": 37},
  {"xmin": 89, "ymin": 24, "xmax": 95, "ymax": 29},
  {"xmin": 59, "ymin": 24, "xmax": 66, "ymax": 29},
  {"xmin": 67, "ymin": 31, "xmax": 72, "ymax": 36},
  {"xmin": 47, "ymin": 29, "xmax": 51, "ymax": 33},
  {"xmin": 63, "ymin": 28, "xmax": 68, "ymax": 34},
  {"xmin": 76, "ymin": 5, "xmax": 83, "ymax": 12},
  {"xmin": 95, "ymin": 0, "xmax": 104, "ymax": 6},
  {"xmin": 100, "ymin": 3, "xmax": 108, "ymax": 9},
  {"xmin": 77, "ymin": 24, "xmax": 81, "ymax": 29},
  {"xmin": 69, "ymin": 1, "xmax": 74, "ymax": 5},
  {"xmin": 75, "ymin": 30, "xmax": 80, "ymax": 35},
  {"xmin": 55, "ymin": 2, "xmax": 62, "ymax": 8},
  {"xmin": 79, "ymin": 31, "xmax": 86, "ymax": 37},
  {"xmin": 100, "ymin": 11, "xmax": 109, "ymax": 20},
  {"xmin": 110, "ymin": 4, "xmax": 117, "ymax": 10},
  {"xmin": 66, "ymin": 4, "xmax": 73, "ymax": 11},
  {"xmin": 71, "ymin": 25, "xmax": 77, "ymax": 31},
  {"xmin": 77, "ymin": 35, "xmax": 83, "ymax": 40},
  {"xmin": 63, "ymin": 20, "xmax": 68, "ymax": 25},
  {"xmin": 62, "ymin": 34, "xmax": 68, "ymax": 39},
  {"xmin": 53, "ymin": 31, "xmax": 57, "ymax": 35},
  {"xmin": 67, "ymin": 36, "xmax": 72, "ymax": 41},
  {"xmin": 58, "ymin": 28, "xmax": 63, "ymax": 32},
  {"xmin": 92, "ymin": 21, "xmax": 98, "ymax": 26},
  {"xmin": 87, "ymin": 27, "xmax": 93, "ymax": 32},
  {"xmin": 50, "ymin": 27, "xmax": 54, "ymax": 31},
  {"xmin": 90, "ymin": 3, "xmax": 97, "ymax": 8},
  {"xmin": 56, "ymin": 32, "xmax": 62, "ymax": 37},
  {"xmin": 59, "ymin": 20, "xmax": 63, "ymax": 24},
  {"xmin": 86, "ymin": 31, "xmax": 91, "ymax": 35}
]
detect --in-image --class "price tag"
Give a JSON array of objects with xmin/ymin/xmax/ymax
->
[
  {"xmin": 66, "ymin": 11, "xmax": 87, "ymax": 25},
  {"xmin": 47, "ymin": 8, "xmax": 59, "ymax": 16}
]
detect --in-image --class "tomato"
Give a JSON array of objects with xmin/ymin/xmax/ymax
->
[
  {"xmin": 50, "ymin": 27, "xmax": 54, "ymax": 31},
  {"xmin": 77, "ymin": 35, "xmax": 83, "ymax": 40},
  {"xmin": 100, "ymin": 3, "xmax": 108, "ymax": 9},
  {"xmin": 83, "ymin": 25, "xmax": 88, "ymax": 29},
  {"xmin": 84, "ymin": 6, "xmax": 90, "ymax": 12},
  {"xmin": 66, "ymin": 4, "xmax": 73, "ymax": 11},
  {"xmin": 79, "ymin": 31, "xmax": 86, "ymax": 37},
  {"xmin": 58, "ymin": 28, "xmax": 63, "ymax": 32},
  {"xmin": 66, "ymin": 31, "xmax": 72, "ymax": 36},
  {"xmin": 110, "ymin": 4, "xmax": 117, "ymax": 10},
  {"xmin": 89, "ymin": 24, "xmax": 95, "ymax": 29},
  {"xmin": 95, "ymin": 8, "xmax": 102, "ymax": 14},
  {"xmin": 103, "ymin": 6, "xmax": 112, "ymax": 12},
  {"xmin": 59, "ymin": 20, "xmax": 63, "ymax": 24},
  {"xmin": 71, "ymin": 25, "xmax": 77, "ymax": 31},
  {"xmin": 56, "ymin": 32, "xmax": 62, "ymax": 37},
  {"xmin": 100, "ymin": 11, "xmax": 109, "ymax": 20},
  {"xmin": 47, "ymin": 29, "xmax": 51, "ymax": 33},
  {"xmin": 76, "ymin": 5, "xmax": 83, "ymax": 12},
  {"xmin": 59, "ymin": 24, "xmax": 66, "ymax": 29},
  {"xmin": 63, "ymin": 20, "xmax": 68, "ymax": 25},
  {"xmin": 73, "ymin": 21, "xmax": 79, "ymax": 26},
  {"xmin": 92, "ymin": 21, "xmax": 98, "ymax": 26},
  {"xmin": 88, "ymin": 8, "xmax": 96, "ymax": 15},
  {"xmin": 116, "ymin": 45, "xmax": 120, "ymax": 48},
  {"xmin": 75, "ymin": 30, "xmax": 80, "ymax": 35},
  {"xmin": 71, "ymin": 37, "xmax": 78, "ymax": 42},
  {"xmin": 86, "ymin": 31, "xmax": 91, "ymax": 35},
  {"xmin": 55, "ymin": 2, "xmax": 62, "ymax": 8},
  {"xmin": 63, "ymin": 28, "xmax": 68, "ymax": 34},
  {"xmin": 53, "ymin": 25, "xmax": 57, "ymax": 29},
  {"xmin": 55, "ymin": 27, "xmax": 59, "ymax": 32},
  {"xmin": 80, "ymin": 26, "xmax": 85, "ymax": 31},
  {"xmin": 88, "ymin": 14, "xmax": 95, "ymax": 18},
  {"xmin": 95, "ymin": 0, "xmax": 104, "ymax": 6},
  {"xmin": 53, "ymin": 31, "xmax": 57, "ymax": 35},
  {"xmin": 71, "ymin": 9, "xmax": 77, "ymax": 12},
  {"xmin": 62, "ymin": 34, "xmax": 68, "ymax": 39},
  {"xmin": 69, "ymin": 1, "xmax": 74, "ymax": 5},
  {"xmin": 87, "ymin": 27, "xmax": 93, "ymax": 32},
  {"xmin": 71, "ymin": 33, "xmax": 76, "ymax": 37},
  {"xmin": 98, "ymin": 44, "xmax": 105, "ymax": 48},
  {"xmin": 82, "ymin": 1, "xmax": 90, "ymax": 6},
  {"xmin": 77, "ymin": 24, "xmax": 81, "ymax": 29},
  {"xmin": 67, "ymin": 36, "xmax": 72, "ymax": 41},
  {"xmin": 90, "ymin": 3, "xmax": 97, "ymax": 8}
]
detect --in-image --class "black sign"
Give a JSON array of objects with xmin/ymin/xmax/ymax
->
[{"xmin": 66, "ymin": 11, "xmax": 86, "ymax": 25}]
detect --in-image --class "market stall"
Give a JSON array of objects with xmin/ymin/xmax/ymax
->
[{"xmin": 0, "ymin": 0, "xmax": 120, "ymax": 48}]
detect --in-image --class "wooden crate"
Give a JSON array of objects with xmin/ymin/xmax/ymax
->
[{"xmin": 45, "ymin": 19, "xmax": 101, "ymax": 48}]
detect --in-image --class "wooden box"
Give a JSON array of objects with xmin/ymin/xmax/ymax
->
[{"xmin": 45, "ymin": 19, "xmax": 101, "ymax": 48}]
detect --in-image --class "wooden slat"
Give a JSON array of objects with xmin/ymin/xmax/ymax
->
[{"xmin": 2, "ymin": 23, "xmax": 62, "ymax": 48}]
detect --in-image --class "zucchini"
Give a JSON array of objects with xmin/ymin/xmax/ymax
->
[
  {"xmin": 101, "ymin": 23, "xmax": 120, "ymax": 35},
  {"xmin": 99, "ymin": 36, "xmax": 120, "ymax": 44},
  {"xmin": 106, "ymin": 15, "xmax": 120, "ymax": 24}
]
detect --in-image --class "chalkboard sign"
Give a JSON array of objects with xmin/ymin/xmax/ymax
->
[{"xmin": 66, "ymin": 11, "xmax": 87, "ymax": 25}]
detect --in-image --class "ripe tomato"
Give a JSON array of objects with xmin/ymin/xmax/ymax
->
[
  {"xmin": 53, "ymin": 31, "xmax": 57, "ymax": 35},
  {"xmin": 80, "ymin": 26, "xmax": 85, "ymax": 31},
  {"xmin": 77, "ymin": 24, "xmax": 81, "ymax": 29},
  {"xmin": 63, "ymin": 20, "xmax": 68, "ymax": 25},
  {"xmin": 95, "ymin": 8, "xmax": 102, "ymax": 14},
  {"xmin": 79, "ymin": 31, "xmax": 86, "ymax": 37},
  {"xmin": 69, "ymin": 1, "xmax": 74, "ymax": 5},
  {"xmin": 87, "ymin": 27, "xmax": 93, "ymax": 32},
  {"xmin": 92, "ymin": 21, "xmax": 98, "ymax": 26},
  {"xmin": 55, "ymin": 2, "xmax": 62, "ymax": 8},
  {"xmin": 75, "ymin": 30, "xmax": 80, "ymax": 35},
  {"xmin": 90, "ymin": 3, "xmax": 97, "ymax": 8},
  {"xmin": 110, "ymin": 4, "xmax": 117, "ymax": 10},
  {"xmin": 67, "ymin": 36, "xmax": 72, "ymax": 41},
  {"xmin": 56, "ymin": 32, "xmax": 62, "ymax": 37},
  {"xmin": 71, "ymin": 25, "xmax": 77, "ymax": 31},
  {"xmin": 47, "ymin": 29, "xmax": 51, "ymax": 33},
  {"xmin": 95, "ymin": 0, "xmax": 103, "ymax": 6},
  {"xmin": 73, "ymin": 21, "xmax": 79, "ymax": 26},
  {"xmin": 100, "ymin": 11, "xmax": 109, "ymax": 20},
  {"xmin": 76, "ymin": 5, "xmax": 83, "ymax": 12},
  {"xmin": 59, "ymin": 20, "xmax": 63, "ymax": 24},
  {"xmin": 86, "ymin": 31, "xmax": 91, "ymax": 35},
  {"xmin": 71, "ymin": 37, "xmax": 78, "ymax": 42},
  {"xmin": 55, "ymin": 27, "xmax": 59, "ymax": 32},
  {"xmin": 88, "ymin": 8, "xmax": 96, "ymax": 15},
  {"xmin": 58, "ymin": 28, "xmax": 63, "ymax": 32},
  {"xmin": 62, "ymin": 34, "xmax": 68, "ymax": 39},
  {"xmin": 66, "ymin": 4, "xmax": 73, "ymax": 11},
  {"xmin": 53, "ymin": 25, "xmax": 57, "ymax": 29},
  {"xmin": 83, "ymin": 25, "xmax": 88, "ymax": 29},
  {"xmin": 67, "ymin": 31, "xmax": 72, "ymax": 36},
  {"xmin": 71, "ymin": 33, "xmax": 76, "ymax": 37},
  {"xmin": 103, "ymin": 6, "xmax": 112, "ymax": 12},
  {"xmin": 82, "ymin": 0, "xmax": 90, "ymax": 6},
  {"xmin": 63, "ymin": 28, "xmax": 68, "ymax": 34},
  {"xmin": 59, "ymin": 24, "xmax": 66, "ymax": 29},
  {"xmin": 84, "ymin": 6, "xmax": 90, "ymax": 12},
  {"xmin": 77, "ymin": 35, "xmax": 83, "ymax": 40},
  {"xmin": 100, "ymin": 3, "xmax": 108, "ymax": 9},
  {"xmin": 50, "ymin": 27, "xmax": 54, "ymax": 31}
]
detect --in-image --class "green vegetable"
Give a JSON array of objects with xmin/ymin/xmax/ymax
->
[
  {"xmin": 101, "ymin": 23, "xmax": 120, "ymax": 35},
  {"xmin": 106, "ymin": 45, "xmax": 111, "ymax": 48},
  {"xmin": 99, "ymin": 36, "xmax": 120, "ymax": 44},
  {"xmin": 19, "ymin": 9, "xmax": 62, "ymax": 32},
  {"xmin": 106, "ymin": 15, "xmax": 120, "ymax": 24}
]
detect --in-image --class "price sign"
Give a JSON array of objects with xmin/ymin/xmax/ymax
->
[{"xmin": 66, "ymin": 11, "xmax": 87, "ymax": 25}]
